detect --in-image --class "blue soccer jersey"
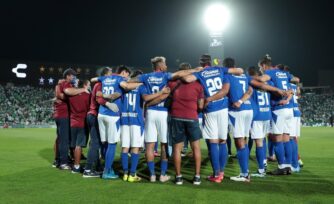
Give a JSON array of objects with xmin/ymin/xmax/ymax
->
[
  {"xmin": 121, "ymin": 85, "xmax": 147, "ymax": 127},
  {"xmin": 193, "ymin": 66, "xmax": 229, "ymax": 113},
  {"xmin": 227, "ymin": 74, "xmax": 253, "ymax": 112},
  {"xmin": 290, "ymin": 83, "xmax": 301, "ymax": 117},
  {"xmin": 138, "ymin": 71, "xmax": 172, "ymax": 111},
  {"xmin": 265, "ymin": 69, "xmax": 293, "ymax": 110},
  {"xmin": 98, "ymin": 75, "xmax": 124, "ymax": 116},
  {"xmin": 251, "ymin": 81, "xmax": 272, "ymax": 121}
]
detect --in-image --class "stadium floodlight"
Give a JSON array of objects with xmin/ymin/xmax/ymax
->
[{"xmin": 204, "ymin": 3, "xmax": 230, "ymax": 35}]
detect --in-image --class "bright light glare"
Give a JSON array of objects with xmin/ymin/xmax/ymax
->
[{"xmin": 204, "ymin": 3, "xmax": 230, "ymax": 33}]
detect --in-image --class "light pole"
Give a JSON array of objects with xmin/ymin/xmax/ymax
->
[{"xmin": 204, "ymin": 3, "xmax": 230, "ymax": 66}]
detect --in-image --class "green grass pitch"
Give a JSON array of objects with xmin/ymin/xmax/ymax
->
[{"xmin": 0, "ymin": 127, "xmax": 334, "ymax": 204}]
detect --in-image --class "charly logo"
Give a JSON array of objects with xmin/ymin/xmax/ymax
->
[{"xmin": 12, "ymin": 64, "xmax": 27, "ymax": 78}]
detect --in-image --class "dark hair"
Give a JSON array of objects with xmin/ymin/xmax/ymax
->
[
  {"xmin": 116, "ymin": 65, "xmax": 132, "ymax": 75},
  {"xmin": 100, "ymin": 67, "xmax": 112, "ymax": 76},
  {"xmin": 247, "ymin": 66, "xmax": 259, "ymax": 76},
  {"xmin": 131, "ymin": 69, "xmax": 143, "ymax": 78},
  {"xmin": 78, "ymin": 79, "xmax": 90, "ymax": 88},
  {"xmin": 223, "ymin": 57, "xmax": 235, "ymax": 68},
  {"xmin": 258, "ymin": 54, "xmax": 272, "ymax": 67},
  {"xmin": 151, "ymin": 56, "xmax": 166, "ymax": 70},
  {"xmin": 276, "ymin": 64, "xmax": 285, "ymax": 70},
  {"xmin": 63, "ymin": 68, "xmax": 77, "ymax": 78},
  {"xmin": 284, "ymin": 65, "xmax": 290, "ymax": 72},
  {"xmin": 179, "ymin": 62, "xmax": 192, "ymax": 70},
  {"xmin": 199, "ymin": 54, "xmax": 211, "ymax": 67}
]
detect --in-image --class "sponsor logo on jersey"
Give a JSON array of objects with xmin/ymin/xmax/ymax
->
[
  {"xmin": 147, "ymin": 76, "xmax": 163, "ymax": 84},
  {"xmin": 201, "ymin": 69, "xmax": 220, "ymax": 78},
  {"xmin": 275, "ymin": 72, "xmax": 288, "ymax": 78}
]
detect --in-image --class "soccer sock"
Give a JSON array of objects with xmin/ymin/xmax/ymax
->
[
  {"xmin": 121, "ymin": 152, "xmax": 129, "ymax": 174},
  {"xmin": 147, "ymin": 161, "xmax": 155, "ymax": 176},
  {"xmin": 209, "ymin": 143, "xmax": 220, "ymax": 176},
  {"xmin": 237, "ymin": 147, "xmax": 249, "ymax": 175},
  {"xmin": 268, "ymin": 139, "xmax": 274, "ymax": 157},
  {"xmin": 263, "ymin": 138, "xmax": 267, "ymax": 159},
  {"xmin": 104, "ymin": 143, "xmax": 116, "ymax": 172},
  {"xmin": 248, "ymin": 138, "xmax": 253, "ymax": 153},
  {"xmin": 130, "ymin": 153, "xmax": 139, "ymax": 176},
  {"xmin": 256, "ymin": 146, "xmax": 265, "ymax": 170},
  {"xmin": 227, "ymin": 135, "xmax": 232, "ymax": 155},
  {"xmin": 161, "ymin": 160, "xmax": 168, "ymax": 176},
  {"xmin": 273, "ymin": 141, "xmax": 284, "ymax": 167},
  {"xmin": 283, "ymin": 140, "xmax": 292, "ymax": 167},
  {"xmin": 290, "ymin": 139, "xmax": 299, "ymax": 168},
  {"xmin": 219, "ymin": 143, "xmax": 227, "ymax": 172}
]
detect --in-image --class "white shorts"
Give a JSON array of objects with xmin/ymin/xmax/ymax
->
[
  {"xmin": 251, "ymin": 120, "xmax": 270, "ymax": 139},
  {"xmin": 121, "ymin": 125, "xmax": 144, "ymax": 148},
  {"xmin": 203, "ymin": 108, "xmax": 228, "ymax": 140},
  {"xmin": 144, "ymin": 109, "xmax": 168, "ymax": 143},
  {"xmin": 97, "ymin": 114, "xmax": 120, "ymax": 143},
  {"xmin": 289, "ymin": 117, "xmax": 301, "ymax": 137},
  {"xmin": 271, "ymin": 108, "xmax": 293, "ymax": 135},
  {"xmin": 229, "ymin": 110, "xmax": 253, "ymax": 138}
]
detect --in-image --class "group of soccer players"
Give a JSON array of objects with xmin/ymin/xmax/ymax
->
[{"xmin": 52, "ymin": 54, "xmax": 303, "ymax": 185}]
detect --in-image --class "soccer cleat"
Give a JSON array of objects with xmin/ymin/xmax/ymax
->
[
  {"xmin": 268, "ymin": 168, "xmax": 288, "ymax": 176},
  {"xmin": 150, "ymin": 175, "xmax": 156, "ymax": 182},
  {"xmin": 123, "ymin": 174, "xmax": 129, "ymax": 181},
  {"xmin": 267, "ymin": 156, "xmax": 277, "ymax": 162},
  {"xmin": 181, "ymin": 151, "xmax": 186, "ymax": 157},
  {"xmin": 193, "ymin": 176, "xmax": 201, "ymax": 185},
  {"xmin": 102, "ymin": 169, "xmax": 119, "ymax": 179},
  {"xmin": 59, "ymin": 164, "xmax": 71, "ymax": 170},
  {"xmin": 251, "ymin": 170, "xmax": 266, "ymax": 178},
  {"xmin": 71, "ymin": 166, "xmax": 81, "ymax": 174},
  {"xmin": 298, "ymin": 159, "xmax": 304, "ymax": 168},
  {"xmin": 207, "ymin": 175, "xmax": 222, "ymax": 183},
  {"xmin": 285, "ymin": 167, "xmax": 292, "ymax": 175},
  {"xmin": 291, "ymin": 166, "xmax": 301, "ymax": 173},
  {"xmin": 175, "ymin": 176, "xmax": 183, "ymax": 185},
  {"xmin": 83, "ymin": 170, "xmax": 100, "ymax": 178},
  {"xmin": 230, "ymin": 174, "xmax": 251, "ymax": 182},
  {"xmin": 128, "ymin": 174, "xmax": 142, "ymax": 182},
  {"xmin": 159, "ymin": 175, "xmax": 171, "ymax": 183},
  {"xmin": 52, "ymin": 160, "xmax": 59, "ymax": 168}
]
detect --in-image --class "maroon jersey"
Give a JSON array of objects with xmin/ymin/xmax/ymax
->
[
  {"xmin": 168, "ymin": 80, "xmax": 204, "ymax": 120},
  {"xmin": 87, "ymin": 82, "xmax": 107, "ymax": 116},
  {"xmin": 53, "ymin": 81, "xmax": 72, "ymax": 119},
  {"xmin": 69, "ymin": 92, "xmax": 90, "ymax": 128}
]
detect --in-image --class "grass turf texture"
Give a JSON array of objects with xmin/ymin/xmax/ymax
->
[{"xmin": 0, "ymin": 127, "xmax": 334, "ymax": 204}]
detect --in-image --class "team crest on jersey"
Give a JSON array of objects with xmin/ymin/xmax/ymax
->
[
  {"xmin": 147, "ymin": 76, "xmax": 163, "ymax": 84},
  {"xmin": 275, "ymin": 72, "xmax": 288, "ymax": 78},
  {"xmin": 201, "ymin": 69, "xmax": 220, "ymax": 78}
]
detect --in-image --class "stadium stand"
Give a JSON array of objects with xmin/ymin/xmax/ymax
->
[{"xmin": 0, "ymin": 84, "xmax": 333, "ymax": 127}]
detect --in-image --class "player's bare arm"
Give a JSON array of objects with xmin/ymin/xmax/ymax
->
[
  {"xmin": 253, "ymin": 74, "xmax": 271, "ymax": 83},
  {"xmin": 250, "ymin": 79, "xmax": 285, "ymax": 97},
  {"xmin": 204, "ymin": 83, "xmax": 230, "ymax": 107},
  {"xmin": 182, "ymin": 74, "xmax": 197, "ymax": 83},
  {"xmin": 227, "ymin": 68, "xmax": 244, "ymax": 75},
  {"xmin": 96, "ymin": 91, "xmax": 122, "ymax": 101},
  {"xmin": 120, "ymin": 82, "xmax": 142, "ymax": 91},
  {"xmin": 142, "ymin": 86, "xmax": 170, "ymax": 102},
  {"xmin": 171, "ymin": 67, "xmax": 203, "ymax": 80},
  {"xmin": 55, "ymin": 85, "xmax": 65, "ymax": 100},
  {"xmin": 198, "ymin": 98, "xmax": 204, "ymax": 112},
  {"xmin": 233, "ymin": 86, "xmax": 253, "ymax": 108},
  {"xmin": 64, "ymin": 87, "xmax": 87, "ymax": 96}
]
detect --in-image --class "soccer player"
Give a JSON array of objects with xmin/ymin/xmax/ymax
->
[
  {"xmin": 91, "ymin": 66, "xmax": 140, "ymax": 179},
  {"xmin": 128, "ymin": 56, "xmax": 202, "ymax": 182},
  {"xmin": 255, "ymin": 55, "xmax": 299, "ymax": 175},
  {"xmin": 222, "ymin": 58, "xmax": 253, "ymax": 182},
  {"xmin": 247, "ymin": 66, "xmax": 287, "ymax": 177},
  {"xmin": 83, "ymin": 67, "xmax": 118, "ymax": 178},
  {"xmin": 68, "ymin": 79, "xmax": 91, "ymax": 173},
  {"xmin": 54, "ymin": 68, "xmax": 88, "ymax": 170},
  {"xmin": 183, "ymin": 54, "xmax": 243, "ymax": 183}
]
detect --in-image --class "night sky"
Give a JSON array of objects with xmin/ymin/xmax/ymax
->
[{"xmin": 0, "ymin": 0, "xmax": 333, "ymax": 86}]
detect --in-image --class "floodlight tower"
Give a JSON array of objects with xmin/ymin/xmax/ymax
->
[{"xmin": 204, "ymin": 3, "xmax": 230, "ymax": 66}]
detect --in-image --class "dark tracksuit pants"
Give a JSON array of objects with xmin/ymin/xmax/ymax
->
[{"xmin": 85, "ymin": 114, "xmax": 101, "ymax": 170}]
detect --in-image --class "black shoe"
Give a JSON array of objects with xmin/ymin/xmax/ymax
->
[
  {"xmin": 72, "ymin": 166, "xmax": 82, "ymax": 174},
  {"xmin": 83, "ymin": 170, "xmax": 101, "ymax": 178},
  {"xmin": 59, "ymin": 164, "xmax": 71, "ymax": 170},
  {"xmin": 52, "ymin": 160, "xmax": 60, "ymax": 168},
  {"xmin": 193, "ymin": 176, "xmax": 201, "ymax": 185},
  {"xmin": 268, "ymin": 168, "xmax": 287, "ymax": 176},
  {"xmin": 284, "ymin": 167, "xmax": 292, "ymax": 175},
  {"xmin": 175, "ymin": 176, "xmax": 183, "ymax": 185}
]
